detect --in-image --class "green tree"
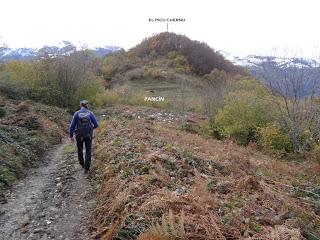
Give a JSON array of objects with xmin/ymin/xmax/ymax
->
[{"xmin": 215, "ymin": 78, "xmax": 276, "ymax": 144}]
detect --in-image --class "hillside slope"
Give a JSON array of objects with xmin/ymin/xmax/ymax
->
[
  {"xmin": 91, "ymin": 105, "xmax": 320, "ymax": 240},
  {"xmin": 102, "ymin": 33, "xmax": 246, "ymax": 112},
  {"xmin": 128, "ymin": 32, "xmax": 243, "ymax": 76},
  {"xmin": 104, "ymin": 33, "xmax": 244, "ymax": 86},
  {"xmin": 0, "ymin": 96, "xmax": 69, "ymax": 197}
]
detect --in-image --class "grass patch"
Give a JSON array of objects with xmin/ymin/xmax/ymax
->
[{"xmin": 63, "ymin": 144, "xmax": 76, "ymax": 154}]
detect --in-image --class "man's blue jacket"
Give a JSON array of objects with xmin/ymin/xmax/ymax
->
[{"xmin": 69, "ymin": 107, "xmax": 99, "ymax": 138}]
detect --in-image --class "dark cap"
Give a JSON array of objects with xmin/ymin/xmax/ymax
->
[{"xmin": 80, "ymin": 100, "xmax": 89, "ymax": 106}]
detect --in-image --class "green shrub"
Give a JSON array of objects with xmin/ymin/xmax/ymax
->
[
  {"xmin": 0, "ymin": 75, "xmax": 29, "ymax": 100},
  {"xmin": 103, "ymin": 51, "xmax": 136, "ymax": 81},
  {"xmin": 145, "ymin": 67, "xmax": 164, "ymax": 79},
  {"xmin": 167, "ymin": 52, "xmax": 191, "ymax": 74},
  {"xmin": 125, "ymin": 68, "xmax": 145, "ymax": 81},
  {"xmin": 258, "ymin": 123, "xmax": 293, "ymax": 155},
  {"xmin": 309, "ymin": 144, "xmax": 320, "ymax": 163},
  {"xmin": 200, "ymin": 119, "xmax": 226, "ymax": 140},
  {"xmin": 73, "ymin": 75, "xmax": 105, "ymax": 110},
  {"xmin": 181, "ymin": 122, "xmax": 199, "ymax": 134},
  {"xmin": 214, "ymin": 79, "xmax": 276, "ymax": 145},
  {"xmin": 0, "ymin": 107, "xmax": 5, "ymax": 118}
]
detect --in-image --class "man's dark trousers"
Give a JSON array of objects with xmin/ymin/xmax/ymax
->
[{"xmin": 76, "ymin": 135, "xmax": 92, "ymax": 170}]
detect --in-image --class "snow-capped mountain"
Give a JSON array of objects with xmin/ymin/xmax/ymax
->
[
  {"xmin": 220, "ymin": 52, "xmax": 320, "ymax": 97},
  {"xmin": 0, "ymin": 48, "xmax": 38, "ymax": 61},
  {"xmin": 220, "ymin": 51, "xmax": 319, "ymax": 68},
  {"xmin": 0, "ymin": 41, "xmax": 122, "ymax": 61}
]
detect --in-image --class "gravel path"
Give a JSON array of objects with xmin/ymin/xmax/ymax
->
[{"xmin": 0, "ymin": 140, "xmax": 96, "ymax": 240}]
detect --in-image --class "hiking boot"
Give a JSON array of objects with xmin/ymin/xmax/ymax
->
[
  {"xmin": 84, "ymin": 168, "xmax": 90, "ymax": 174},
  {"xmin": 79, "ymin": 162, "xmax": 84, "ymax": 168}
]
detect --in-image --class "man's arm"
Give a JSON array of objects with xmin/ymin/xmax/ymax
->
[
  {"xmin": 69, "ymin": 112, "xmax": 78, "ymax": 137},
  {"xmin": 90, "ymin": 112, "xmax": 99, "ymax": 129}
]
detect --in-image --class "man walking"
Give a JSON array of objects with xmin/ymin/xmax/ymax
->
[{"xmin": 69, "ymin": 100, "xmax": 99, "ymax": 173}]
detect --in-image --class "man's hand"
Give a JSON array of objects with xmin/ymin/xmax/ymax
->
[{"xmin": 70, "ymin": 136, "xmax": 75, "ymax": 142}]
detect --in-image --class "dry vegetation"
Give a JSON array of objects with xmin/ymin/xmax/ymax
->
[
  {"xmin": 1, "ymin": 32, "xmax": 320, "ymax": 239},
  {"xmin": 0, "ymin": 95, "xmax": 69, "ymax": 195},
  {"xmin": 90, "ymin": 105, "xmax": 320, "ymax": 240},
  {"xmin": 100, "ymin": 32, "xmax": 246, "ymax": 114}
]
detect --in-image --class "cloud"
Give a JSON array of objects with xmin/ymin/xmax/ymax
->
[{"xmin": 0, "ymin": 0, "xmax": 319, "ymax": 57}]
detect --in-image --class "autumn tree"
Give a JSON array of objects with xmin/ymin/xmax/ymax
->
[
  {"xmin": 251, "ymin": 55, "xmax": 320, "ymax": 153},
  {"xmin": 201, "ymin": 69, "xmax": 230, "ymax": 117}
]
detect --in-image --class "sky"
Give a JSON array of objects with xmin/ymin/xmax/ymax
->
[{"xmin": 1, "ymin": 0, "xmax": 320, "ymax": 57}]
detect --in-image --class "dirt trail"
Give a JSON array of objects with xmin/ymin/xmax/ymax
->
[{"xmin": 0, "ymin": 140, "xmax": 96, "ymax": 240}]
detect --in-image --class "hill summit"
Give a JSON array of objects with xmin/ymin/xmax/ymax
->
[{"xmin": 128, "ymin": 32, "xmax": 244, "ymax": 75}]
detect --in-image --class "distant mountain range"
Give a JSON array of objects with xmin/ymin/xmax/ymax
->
[
  {"xmin": 220, "ymin": 52, "xmax": 320, "ymax": 97},
  {"xmin": 219, "ymin": 51, "xmax": 318, "ymax": 67},
  {"xmin": 0, "ymin": 41, "xmax": 122, "ymax": 61}
]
